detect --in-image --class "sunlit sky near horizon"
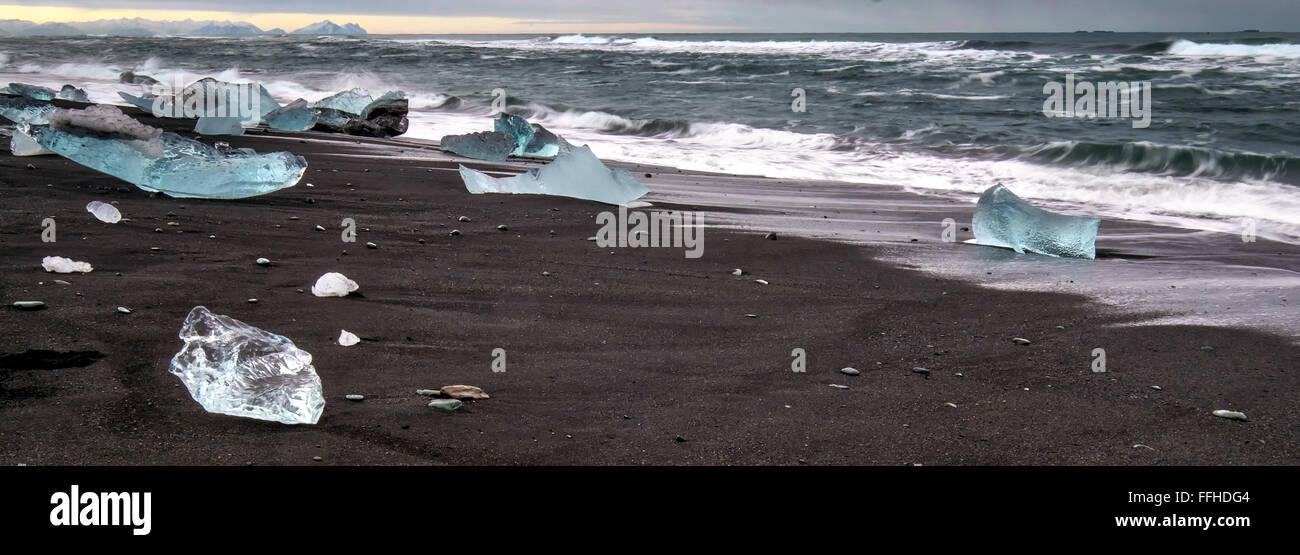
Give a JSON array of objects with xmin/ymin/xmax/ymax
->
[{"xmin": 3, "ymin": 1, "xmax": 1298, "ymax": 34}]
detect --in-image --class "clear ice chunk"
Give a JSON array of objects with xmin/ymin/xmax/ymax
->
[
  {"xmin": 58, "ymin": 85, "xmax": 91, "ymax": 103},
  {"xmin": 310, "ymin": 88, "xmax": 373, "ymax": 115},
  {"xmin": 972, "ymin": 183, "xmax": 1100, "ymax": 259},
  {"xmin": 194, "ymin": 116, "xmax": 246, "ymax": 136},
  {"xmin": 86, "ymin": 201, "xmax": 122, "ymax": 223},
  {"xmin": 0, "ymin": 95, "xmax": 56, "ymax": 124},
  {"xmin": 494, "ymin": 113, "xmax": 535, "ymax": 156},
  {"xmin": 117, "ymin": 77, "xmax": 280, "ymax": 121},
  {"xmin": 4, "ymin": 82, "xmax": 57, "ymax": 101},
  {"xmin": 169, "ymin": 306, "xmax": 325, "ymax": 425},
  {"xmin": 312, "ymin": 272, "xmax": 358, "ymax": 297},
  {"xmin": 10, "ymin": 128, "xmax": 53, "ymax": 156},
  {"xmin": 338, "ymin": 330, "xmax": 360, "ymax": 346},
  {"xmin": 441, "ymin": 131, "xmax": 515, "ymax": 161},
  {"xmin": 523, "ymin": 124, "xmax": 561, "ymax": 158},
  {"xmin": 458, "ymin": 144, "xmax": 648, "ymax": 205},
  {"xmin": 25, "ymin": 105, "xmax": 307, "ymax": 199},
  {"xmin": 264, "ymin": 99, "xmax": 320, "ymax": 131},
  {"xmin": 42, "ymin": 256, "xmax": 93, "ymax": 273}
]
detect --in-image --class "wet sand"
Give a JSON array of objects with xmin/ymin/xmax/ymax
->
[{"xmin": 1, "ymin": 105, "xmax": 1297, "ymax": 465}]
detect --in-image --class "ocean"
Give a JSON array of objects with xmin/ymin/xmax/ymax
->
[{"xmin": 2, "ymin": 32, "xmax": 1297, "ymax": 240}]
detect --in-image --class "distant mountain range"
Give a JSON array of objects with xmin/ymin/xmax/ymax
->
[{"xmin": 0, "ymin": 18, "xmax": 366, "ymax": 36}]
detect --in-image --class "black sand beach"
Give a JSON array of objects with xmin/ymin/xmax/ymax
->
[{"xmin": 2, "ymin": 105, "xmax": 1298, "ymax": 465}]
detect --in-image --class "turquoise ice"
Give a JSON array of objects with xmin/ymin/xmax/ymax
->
[
  {"xmin": 441, "ymin": 131, "xmax": 515, "ymax": 161},
  {"xmin": 972, "ymin": 184, "xmax": 1100, "ymax": 259},
  {"xmin": 26, "ymin": 106, "xmax": 306, "ymax": 199},
  {"xmin": 0, "ymin": 95, "xmax": 57, "ymax": 124},
  {"xmin": 263, "ymin": 99, "xmax": 321, "ymax": 131},
  {"xmin": 458, "ymin": 144, "xmax": 647, "ymax": 205}
]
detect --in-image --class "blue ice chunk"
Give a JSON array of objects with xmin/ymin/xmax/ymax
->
[
  {"xmin": 494, "ymin": 113, "xmax": 535, "ymax": 156},
  {"xmin": 263, "ymin": 99, "xmax": 320, "ymax": 132},
  {"xmin": 58, "ymin": 85, "xmax": 91, "ymax": 103},
  {"xmin": 4, "ymin": 82, "xmax": 57, "ymax": 101},
  {"xmin": 441, "ymin": 131, "xmax": 515, "ymax": 161},
  {"xmin": 972, "ymin": 184, "xmax": 1100, "ymax": 259},
  {"xmin": 458, "ymin": 144, "xmax": 647, "ymax": 205},
  {"xmin": 116, "ymin": 78, "xmax": 280, "ymax": 121},
  {"xmin": 310, "ymin": 88, "xmax": 371, "ymax": 115},
  {"xmin": 523, "ymin": 123, "xmax": 561, "ymax": 158},
  {"xmin": 0, "ymin": 95, "xmax": 57, "ymax": 124},
  {"xmin": 26, "ymin": 105, "xmax": 306, "ymax": 199},
  {"xmin": 195, "ymin": 116, "xmax": 246, "ymax": 136}
]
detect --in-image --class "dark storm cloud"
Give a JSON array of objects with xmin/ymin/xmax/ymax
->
[{"xmin": 17, "ymin": 0, "xmax": 1300, "ymax": 31}]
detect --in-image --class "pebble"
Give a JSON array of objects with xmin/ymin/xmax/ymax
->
[
  {"xmin": 345, "ymin": 394, "xmax": 364, "ymax": 401},
  {"xmin": 744, "ymin": 313, "xmax": 758, "ymax": 318},
  {"xmin": 416, "ymin": 389, "xmax": 441, "ymax": 397},
  {"xmin": 150, "ymin": 246, "xmax": 160, "ymax": 251},
  {"xmin": 828, "ymin": 384, "xmax": 849, "ymax": 389},
  {"xmin": 731, "ymin": 268, "xmax": 744, "ymax": 276},
  {"xmin": 1212, "ymin": 410, "xmax": 1247, "ymax": 421},
  {"xmin": 911, "ymin": 367, "xmax": 931, "ymax": 375},
  {"xmin": 315, "ymin": 225, "xmax": 326, "ymax": 231},
  {"xmin": 497, "ymin": 225, "xmax": 508, "ymax": 231},
  {"xmin": 754, "ymin": 279, "xmax": 769, "ymax": 285},
  {"xmin": 764, "ymin": 232, "xmax": 777, "ymax": 240},
  {"xmin": 944, "ymin": 402, "xmax": 958, "ymax": 408},
  {"xmin": 586, "ymin": 236, "xmax": 598, "ymax": 241},
  {"xmin": 247, "ymin": 298, "xmax": 258, "ymax": 304},
  {"xmin": 458, "ymin": 216, "xmax": 472, "ymax": 222},
  {"xmin": 365, "ymin": 242, "xmax": 377, "ymax": 249},
  {"xmin": 1150, "ymin": 385, "xmax": 1162, "ymax": 390},
  {"xmin": 1012, "ymin": 337, "xmax": 1032, "ymax": 345},
  {"xmin": 53, "ymin": 280, "xmax": 71, "ymax": 286},
  {"xmin": 839, "ymin": 367, "xmax": 860, "ymax": 376},
  {"xmin": 312, "ymin": 456, "xmax": 322, "ymax": 462},
  {"xmin": 12, "ymin": 301, "xmax": 46, "ymax": 310},
  {"xmin": 256, "ymin": 257, "xmax": 271, "ymax": 266},
  {"xmin": 450, "ymin": 229, "xmax": 461, "ymax": 236},
  {"xmin": 116, "ymin": 306, "xmax": 132, "ymax": 314},
  {"xmin": 542, "ymin": 271, "xmax": 551, "ymax": 276}
]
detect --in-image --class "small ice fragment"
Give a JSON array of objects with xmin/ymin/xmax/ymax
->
[
  {"xmin": 732, "ymin": 269, "xmax": 744, "ymax": 276},
  {"xmin": 312, "ymin": 272, "xmax": 358, "ymax": 297},
  {"xmin": 10, "ymin": 128, "xmax": 54, "ymax": 156},
  {"xmin": 338, "ymin": 330, "xmax": 360, "ymax": 346},
  {"xmin": 168, "ymin": 306, "xmax": 324, "ymax": 425},
  {"xmin": 457, "ymin": 144, "xmax": 648, "ymax": 205},
  {"xmin": 256, "ymin": 257, "xmax": 270, "ymax": 266},
  {"xmin": 85, "ymin": 201, "xmax": 122, "ymax": 223},
  {"xmin": 755, "ymin": 279, "xmax": 769, "ymax": 285},
  {"xmin": 13, "ymin": 301, "xmax": 46, "ymax": 310},
  {"xmin": 441, "ymin": 131, "xmax": 515, "ymax": 161},
  {"xmin": 41, "ymin": 256, "xmax": 92, "ymax": 273},
  {"xmin": 194, "ymin": 116, "xmax": 246, "ymax": 136},
  {"xmin": 972, "ymin": 184, "xmax": 1100, "ymax": 259}
]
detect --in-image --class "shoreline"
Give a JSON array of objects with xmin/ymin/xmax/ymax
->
[{"xmin": 1, "ymin": 107, "xmax": 1298, "ymax": 465}]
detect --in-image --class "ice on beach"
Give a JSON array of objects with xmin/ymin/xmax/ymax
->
[
  {"xmin": 458, "ymin": 144, "xmax": 648, "ymax": 205},
  {"xmin": 0, "ymin": 95, "xmax": 57, "ymax": 124},
  {"xmin": 119, "ymin": 71, "xmax": 159, "ymax": 86},
  {"xmin": 169, "ymin": 306, "xmax": 325, "ymax": 425},
  {"xmin": 309, "ymin": 89, "xmax": 409, "ymax": 137},
  {"xmin": 194, "ymin": 116, "xmax": 246, "ymax": 136},
  {"xmin": 25, "ymin": 105, "xmax": 307, "ymax": 199},
  {"xmin": 441, "ymin": 131, "xmax": 515, "ymax": 161},
  {"xmin": 58, "ymin": 85, "xmax": 91, "ymax": 103},
  {"xmin": 312, "ymin": 272, "xmax": 359, "ymax": 297},
  {"xmin": 42, "ymin": 256, "xmax": 93, "ymax": 273},
  {"xmin": 117, "ymin": 78, "xmax": 280, "ymax": 121},
  {"xmin": 86, "ymin": 201, "xmax": 122, "ymax": 223},
  {"xmin": 493, "ymin": 113, "xmax": 561, "ymax": 157},
  {"xmin": 10, "ymin": 128, "xmax": 53, "ymax": 156},
  {"xmin": 338, "ymin": 330, "xmax": 360, "ymax": 346},
  {"xmin": 972, "ymin": 183, "xmax": 1100, "ymax": 259},
  {"xmin": 4, "ymin": 82, "xmax": 57, "ymax": 101},
  {"xmin": 264, "ymin": 99, "xmax": 321, "ymax": 132}
]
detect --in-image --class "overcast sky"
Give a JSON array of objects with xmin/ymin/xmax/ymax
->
[{"xmin": 7, "ymin": 0, "xmax": 1300, "ymax": 33}]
